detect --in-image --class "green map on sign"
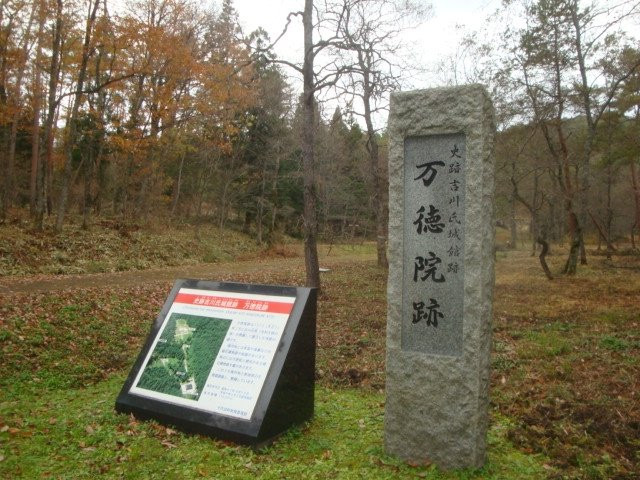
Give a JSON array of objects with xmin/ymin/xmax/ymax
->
[{"xmin": 136, "ymin": 313, "xmax": 231, "ymax": 400}]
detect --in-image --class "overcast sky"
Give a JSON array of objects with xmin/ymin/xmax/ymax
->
[{"xmin": 233, "ymin": 0, "xmax": 501, "ymax": 89}]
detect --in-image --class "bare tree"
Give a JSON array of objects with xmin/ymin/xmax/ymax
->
[
  {"xmin": 262, "ymin": 0, "xmax": 356, "ymax": 289},
  {"xmin": 336, "ymin": 0, "xmax": 431, "ymax": 268},
  {"xmin": 567, "ymin": 0, "xmax": 640, "ymax": 264},
  {"xmin": 497, "ymin": 0, "xmax": 640, "ymax": 274}
]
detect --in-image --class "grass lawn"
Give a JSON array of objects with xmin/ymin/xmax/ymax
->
[
  {"xmin": 0, "ymin": 246, "xmax": 638, "ymax": 479},
  {"xmin": 0, "ymin": 376, "xmax": 546, "ymax": 479}
]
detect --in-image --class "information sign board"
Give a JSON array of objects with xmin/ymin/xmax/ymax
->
[{"xmin": 116, "ymin": 279, "xmax": 316, "ymax": 446}]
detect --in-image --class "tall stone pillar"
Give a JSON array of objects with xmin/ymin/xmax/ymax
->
[{"xmin": 384, "ymin": 85, "xmax": 496, "ymax": 469}]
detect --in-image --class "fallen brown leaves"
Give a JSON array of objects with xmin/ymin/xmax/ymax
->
[
  {"xmin": 493, "ymin": 251, "xmax": 640, "ymax": 479},
  {"xmin": 1, "ymin": 249, "xmax": 638, "ymax": 479},
  {"xmin": 0, "ymin": 220, "xmax": 261, "ymax": 277}
]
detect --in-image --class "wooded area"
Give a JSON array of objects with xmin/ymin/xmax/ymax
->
[
  {"xmin": 0, "ymin": 0, "xmax": 638, "ymax": 284},
  {"xmin": 464, "ymin": 0, "xmax": 640, "ymax": 273},
  {"xmin": 0, "ymin": 0, "xmax": 393, "ymax": 250},
  {"xmin": 137, "ymin": 313, "xmax": 230, "ymax": 399}
]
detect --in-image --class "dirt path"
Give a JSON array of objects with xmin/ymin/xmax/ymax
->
[{"xmin": 0, "ymin": 250, "xmax": 374, "ymax": 295}]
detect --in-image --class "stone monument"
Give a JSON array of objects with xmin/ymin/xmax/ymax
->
[{"xmin": 384, "ymin": 85, "xmax": 495, "ymax": 469}]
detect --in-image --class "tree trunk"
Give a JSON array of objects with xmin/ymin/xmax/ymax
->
[
  {"xmin": 0, "ymin": 127, "xmax": 7, "ymax": 220},
  {"xmin": 631, "ymin": 161, "xmax": 640, "ymax": 244},
  {"xmin": 509, "ymin": 190, "xmax": 517, "ymax": 249},
  {"xmin": 55, "ymin": 0, "xmax": 100, "ymax": 232},
  {"xmin": 588, "ymin": 211, "xmax": 616, "ymax": 254},
  {"xmin": 369, "ymin": 117, "xmax": 388, "ymax": 267},
  {"xmin": 559, "ymin": 148, "xmax": 582, "ymax": 274},
  {"xmin": 94, "ymin": 152, "xmax": 105, "ymax": 215},
  {"xmin": 3, "ymin": 119, "xmax": 18, "ymax": 218},
  {"xmin": 30, "ymin": 24, "xmax": 43, "ymax": 217},
  {"xmin": 82, "ymin": 150, "xmax": 94, "ymax": 230},
  {"xmin": 548, "ymin": 169, "xmax": 563, "ymax": 243},
  {"xmin": 88, "ymin": 46, "xmax": 108, "ymax": 218},
  {"xmin": 546, "ymin": 21, "xmax": 584, "ymax": 274},
  {"xmin": 270, "ymin": 156, "xmax": 280, "ymax": 235},
  {"xmin": 171, "ymin": 151, "xmax": 186, "ymax": 216},
  {"xmin": 360, "ymin": 66, "xmax": 387, "ymax": 268},
  {"xmin": 0, "ymin": 3, "xmax": 8, "ymax": 220},
  {"xmin": 536, "ymin": 237, "xmax": 553, "ymax": 280},
  {"xmin": 218, "ymin": 154, "xmax": 236, "ymax": 229},
  {"xmin": 35, "ymin": 0, "xmax": 63, "ymax": 231},
  {"xmin": 30, "ymin": 89, "xmax": 41, "ymax": 216},
  {"xmin": 256, "ymin": 158, "xmax": 267, "ymax": 244},
  {"xmin": 302, "ymin": 0, "xmax": 320, "ymax": 289},
  {"xmin": 2, "ymin": 114, "xmax": 19, "ymax": 219},
  {"xmin": 559, "ymin": 137, "xmax": 582, "ymax": 274},
  {"xmin": 530, "ymin": 173, "xmax": 540, "ymax": 256},
  {"xmin": 563, "ymin": 215, "xmax": 581, "ymax": 275}
]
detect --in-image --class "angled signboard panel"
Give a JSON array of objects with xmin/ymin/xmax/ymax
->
[{"xmin": 116, "ymin": 279, "xmax": 317, "ymax": 446}]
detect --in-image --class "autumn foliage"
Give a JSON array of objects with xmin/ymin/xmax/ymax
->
[{"xmin": 0, "ymin": 0, "xmax": 264, "ymax": 230}]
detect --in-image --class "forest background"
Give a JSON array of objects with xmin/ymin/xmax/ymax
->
[
  {"xmin": 1, "ymin": 1, "xmax": 639, "ymax": 478},
  {"xmin": 0, "ymin": 0, "xmax": 639, "ymax": 282}
]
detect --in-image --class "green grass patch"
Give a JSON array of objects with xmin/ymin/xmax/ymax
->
[
  {"xmin": 0, "ymin": 376, "xmax": 549, "ymax": 479},
  {"xmin": 599, "ymin": 335, "xmax": 630, "ymax": 352},
  {"xmin": 519, "ymin": 329, "xmax": 571, "ymax": 358}
]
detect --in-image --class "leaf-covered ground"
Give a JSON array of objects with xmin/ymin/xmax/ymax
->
[
  {"xmin": 492, "ymin": 251, "xmax": 640, "ymax": 479},
  {"xmin": 0, "ymin": 219, "xmax": 262, "ymax": 276},
  {"xmin": 0, "ymin": 247, "xmax": 639, "ymax": 478}
]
